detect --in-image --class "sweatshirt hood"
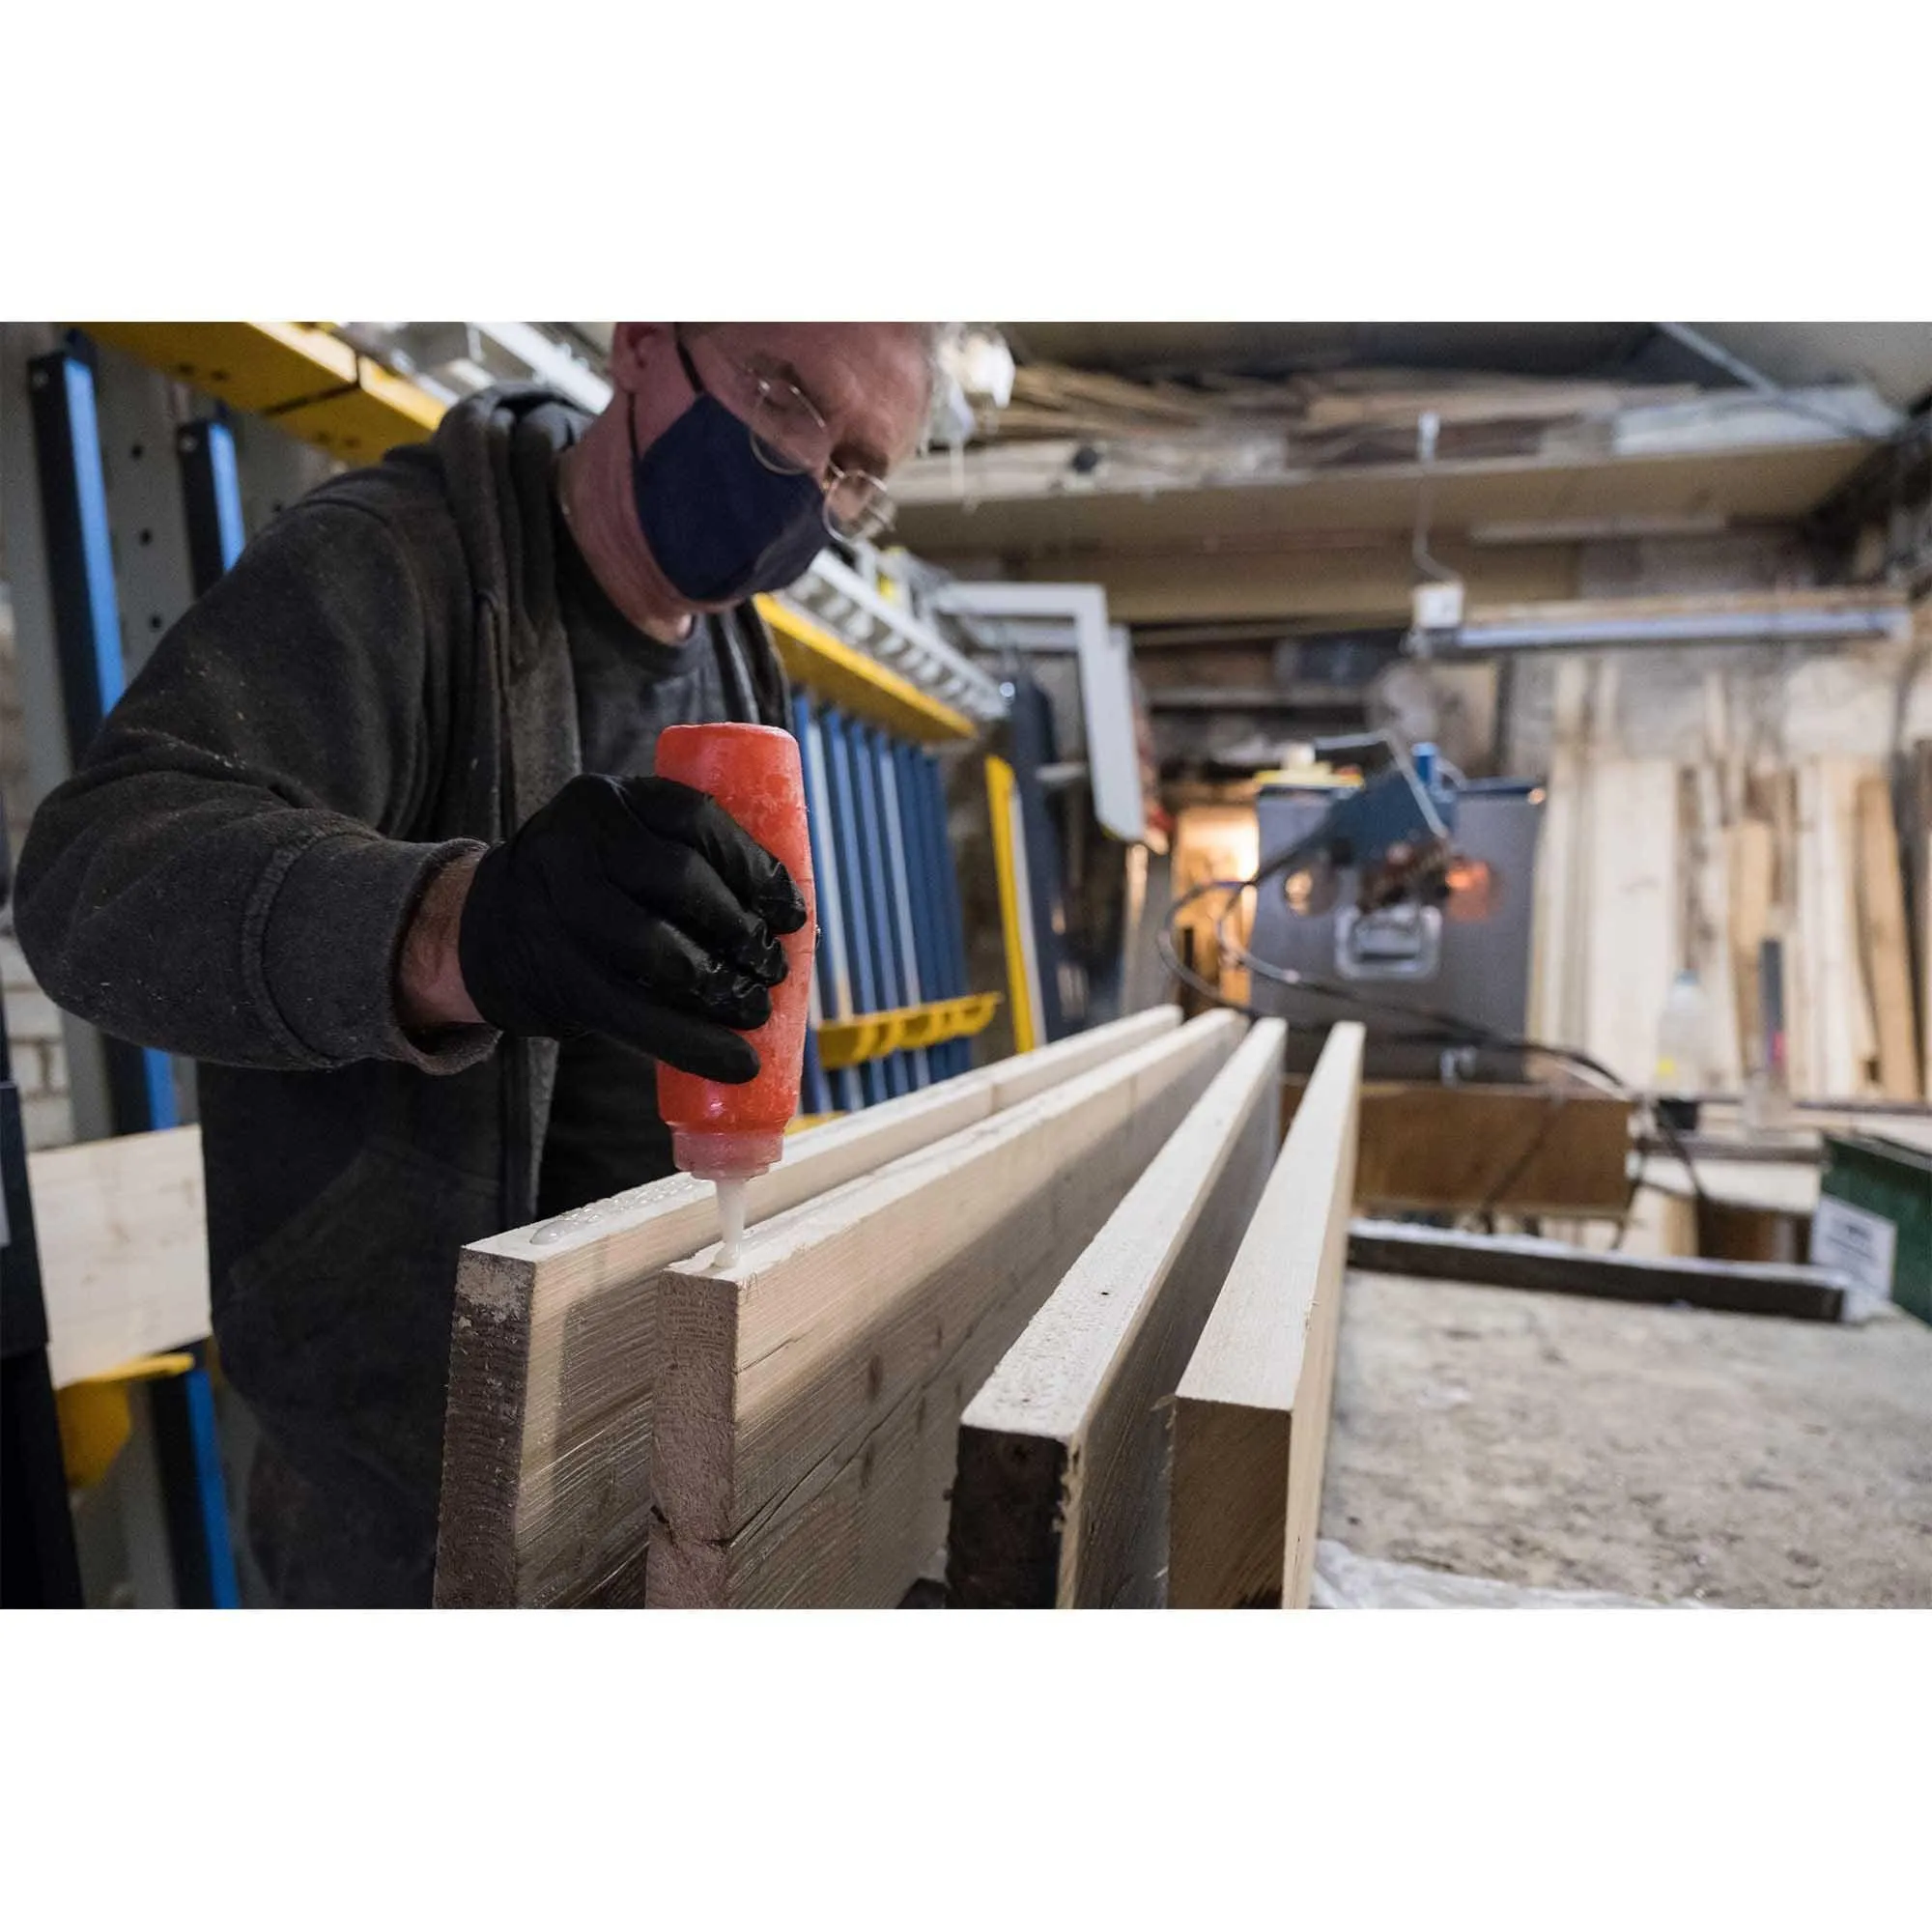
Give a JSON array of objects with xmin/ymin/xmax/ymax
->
[{"xmin": 430, "ymin": 382, "xmax": 589, "ymax": 676}]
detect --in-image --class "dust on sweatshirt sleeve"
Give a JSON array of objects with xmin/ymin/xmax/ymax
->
[{"xmin": 14, "ymin": 496, "xmax": 497, "ymax": 1075}]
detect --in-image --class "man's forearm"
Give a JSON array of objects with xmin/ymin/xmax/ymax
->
[{"xmin": 397, "ymin": 850, "xmax": 485, "ymax": 1032}]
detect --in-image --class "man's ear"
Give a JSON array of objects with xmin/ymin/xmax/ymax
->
[{"xmin": 609, "ymin": 322, "xmax": 675, "ymax": 391}]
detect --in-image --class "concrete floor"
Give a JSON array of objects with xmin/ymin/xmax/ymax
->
[{"xmin": 1320, "ymin": 1270, "xmax": 1932, "ymax": 1607}]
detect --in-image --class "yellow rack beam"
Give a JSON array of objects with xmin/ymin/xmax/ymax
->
[
  {"xmin": 755, "ymin": 595, "xmax": 977, "ymax": 745},
  {"xmin": 984, "ymin": 755, "xmax": 1040, "ymax": 1055},
  {"xmin": 815, "ymin": 991, "xmax": 1002, "ymax": 1071},
  {"xmin": 84, "ymin": 322, "xmax": 447, "ymax": 462},
  {"xmin": 55, "ymin": 1351, "xmax": 197, "ymax": 1490}
]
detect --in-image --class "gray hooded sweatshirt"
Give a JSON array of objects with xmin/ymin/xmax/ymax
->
[{"xmin": 14, "ymin": 384, "xmax": 787, "ymax": 1605}]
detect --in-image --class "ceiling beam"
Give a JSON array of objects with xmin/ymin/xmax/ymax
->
[
  {"xmin": 895, "ymin": 439, "xmax": 1870, "ymax": 560},
  {"xmin": 949, "ymin": 540, "xmax": 1579, "ymax": 626}
]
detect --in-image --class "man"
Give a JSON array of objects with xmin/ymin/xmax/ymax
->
[{"xmin": 14, "ymin": 322, "xmax": 938, "ymax": 1606}]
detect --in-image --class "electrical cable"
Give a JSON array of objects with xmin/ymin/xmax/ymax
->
[
  {"xmin": 1466, "ymin": 1087, "xmax": 1570, "ymax": 1234},
  {"xmin": 1160, "ymin": 847, "xmax": 1710, "ymax": 1225}
]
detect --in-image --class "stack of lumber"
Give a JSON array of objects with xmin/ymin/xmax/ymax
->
[
  {"xmin": 950, "ymin": 1020, "xmax": 1363, "ymax": 1609},
  {"xmin": 436, "ymin": 1011, "xmax": 1369, "ymax": 1611},
  {"xmin": 647, "ymin": 1011, "xmax": 1240, "ymax": 1607},
  {"xmin": 435, "ymin": 1006, "xmax": 1187, "ymax": 1606},
  {"xmin": 983, "ymin": 362, "xmax": 1698, "ymax": 459},
  {"xmin": 950, "ymin": 1019, "xmax": 1288, "ymax": 1607},
  {"xmin": 1529, "ymin": 656, "xmax": 1927, "ymax": 1103}
]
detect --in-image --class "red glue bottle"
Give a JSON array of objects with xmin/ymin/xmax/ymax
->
[{"xmin": 654, "ymin": 724, "xmax": 817, "ymax": 1263}]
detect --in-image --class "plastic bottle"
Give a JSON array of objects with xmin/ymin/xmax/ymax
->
[
  {"xmin": 1653, "ymin": 968, "xmax": 1709, "ymax": 1132},
  {"xmin": 654, "ymin": 724, "xmax": 817, "ymax": 1264}
]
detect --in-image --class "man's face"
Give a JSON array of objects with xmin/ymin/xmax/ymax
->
[
  {"xmin": 610, "ymin": 321, "xmax": 932, "ymax": 611},
  {"xmin": 678, "ymin": 322, "xmax": 932, "ymax": 479}
]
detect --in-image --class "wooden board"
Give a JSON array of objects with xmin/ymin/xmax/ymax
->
[
  {"xmin": 1918, "ymin": 742, "xmax": 1932, "ymax": 1100},
  {"xmin": 1686, "ymin": 762, "xmax": 1744, "ymax": 1090},
  {"xmin": 30, "ymin": 1126, "xmax": 210, "ymax": 1387},
  {"xmin": 1918, "ymin": 742, "xmax": 1932, "ymax": 1099},
  {"xmin": 1169, "ymin": 1022, "xmax": 1363, "ymax": 1609},
  {"xmin": 1583, "ymin": 755, "xmax": 1679, "ymax": 1089},
  {"xmin": 1528, "ymin": 657, "xmax": 1591, "ymax": 1050},
  {"xmin": 1727, "ymin": 817, "xmax": 1776, "ymax": 1076},
  {"xmin": 1346, "ymin": 1219, "xmax": 1848, "ymax": 1323},
  {"xmin": 1855, "ymin": 774, "xmax": 1919, "ymax": 1100},
  {"xmin": 949, "ymin": 1020, "xmax": 1286, "ymax": 1608},
  {"xmin": 1284, "ymin": 1074, "xmax": 1631, "ymax": 1218},
  {"xmin": 433, "ymin": 1006, "xmax": 1183, "ymax": 1607},
  {"xmin": 1795, "ymin": 759, "xmax": 1874, "ymax": 1098},
  {"xmin": 646, "ymin": 1012, "xmax": 1244, "ymax": 1608}
]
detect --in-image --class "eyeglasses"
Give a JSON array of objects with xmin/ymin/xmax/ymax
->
[{"xmin": 676, "ymin": 330, "xmax": 897, "ymax": 545}]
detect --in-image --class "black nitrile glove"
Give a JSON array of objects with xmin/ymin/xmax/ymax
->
[{"xmin": 457, "ymin": 773, "xmax": 809, "ymax": 1083}]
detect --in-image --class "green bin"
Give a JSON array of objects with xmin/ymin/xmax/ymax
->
[{"xmin": 1811, "ymin": 1132, "xmax": 1932, "ymax": 1325}]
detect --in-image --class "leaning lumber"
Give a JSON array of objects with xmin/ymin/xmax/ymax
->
[
  {"xmin": 1854, "ymin": 774, "xmax": 1919, "ymax": 1101},
  {"xmin": 433, "ymin": 1005, "xmax": 1183, "ymax": 1607},
  {"xmin": 1345, "ymin": 1219, "xmax": 1850, "ymax": 1323},
  {"xmin": 950, "ymin": 1019, "xmax": 1286, "ymax": 1608},
  {"xmin": 1169, "ymin": 1022, "xmax": 1363, "ymax": 1610},
  {"xmin": 647, "ymin": 1011, "xmax": 1245, "ymax": 1608}
]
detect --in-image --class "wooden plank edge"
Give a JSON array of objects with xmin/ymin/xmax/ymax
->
[
  {"xmin": 1168, "ymin": 1023, "xmax": 1364, "ymax": 1610},
  {"xmin": 1346, "ymin": 1220, "xmax": 1850, "ymax": 1322},
  {"xmin": 950, "ymin": 1020, "xmax": 1286, "ymax": 1608}
]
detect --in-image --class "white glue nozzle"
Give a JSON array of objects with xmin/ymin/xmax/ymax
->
[
  {"xmin": 714, "ymin": 1177, "xmax": 749, "ymax": 1269},
  {"xmin": 670, "ymin": 1128, "xmax": 782, "ymax": 1268}
]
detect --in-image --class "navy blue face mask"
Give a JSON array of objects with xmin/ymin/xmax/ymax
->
[{"xmin": 628, "ymin": 346, "xmax": 829, "ymax": 605}]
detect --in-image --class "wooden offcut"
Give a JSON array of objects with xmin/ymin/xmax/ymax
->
[
  {"xmin": 31, "ymin": 1126, "xmax": 210, "ymax": 1387},
  {"xmin": 1169, "ymin": 1022, "xmax": 1363, "ymax": 1610},
  {"xmin": 433, "ymin": 1006, "xmax": 1183, "ymax": 1607},
  {"xmin": 647, "ymin": 1012, "xmax": 1244, "ymax": 1609},
  {"xmin": 950, "ymin": 1019, "xmax": 1286, "ymax": 1609},
  {"xmin": 1345, "ymin": 1220, "xmax": 1849, "ymax": 1323}
]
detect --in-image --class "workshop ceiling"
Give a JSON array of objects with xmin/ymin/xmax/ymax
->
[
  {"xmin": 892, "ymin": 321, "xmax": 1927, "ymax": 629},
  {"xmin": 1005, "ymin": 323, "xmax": 1666, "ymax": 384},
  {"xmin": 999, "ymin": 322, "xmax": 1932, "ymax": 408}
]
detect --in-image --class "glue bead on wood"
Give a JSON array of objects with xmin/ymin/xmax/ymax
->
[{"xmin": 714, "ymin": 1177, "xmax": 749, "ymax": 1269}]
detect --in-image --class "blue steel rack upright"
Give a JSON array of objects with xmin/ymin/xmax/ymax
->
[{"xmin": 23, "ymin": 339, "xmax": 240, "ymax": 1607}]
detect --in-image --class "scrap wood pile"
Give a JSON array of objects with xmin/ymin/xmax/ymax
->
[
  {"xmin": 435, "ymin": 1008, "xmax": 1362, "ymax": 1610},
  {"xmin": 981, "ymin": 361, "xmax": 1703, "ymax": 465},
  {"xmin": 1530, "ymin": 623, "xmax": 1932, "ymax": 1105}
]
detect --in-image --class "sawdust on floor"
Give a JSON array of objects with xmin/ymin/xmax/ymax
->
[{"xmin": 1320, "ymin": 1270, "xmax": 1932, "ymax": 1607}]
